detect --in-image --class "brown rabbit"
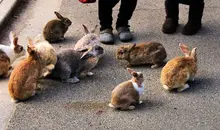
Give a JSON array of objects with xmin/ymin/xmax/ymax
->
[
  {"xmin": 8, "ymin": 37, "xmax": 43, "ymax": 102},
  {"xmin": 0, "ymin": 50, "xmax": 10, "ymax": 78},
  {"xmin": 43, "ymin": 11, "xmax": 72, "ymax": 43},
  {"xmin": 109, "ymin": 68, "xmax": 144, "ymax": 110},
  {"xmin": 116, "ymin": 42, "xmax": 167, "ymax": 68},
  {"xmin": 160, "ymin": 43, "xmax": 197, "ymax": 92}
]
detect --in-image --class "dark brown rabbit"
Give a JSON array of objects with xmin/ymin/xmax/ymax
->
[
  {"xmin": 109, "ymin": 68, "xmax": 144, "ymax": 110},
  {"xmin": 43, "ymin": 11, "xmax": 72, "ymax": 43}
]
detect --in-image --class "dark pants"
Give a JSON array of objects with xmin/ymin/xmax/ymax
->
[
  {"xmin": 165, "ymin": 0, "xmax": 204, "ymax": 20},
  {"xmin": 98, "ymin": 0, "xmax": 137, "ymax": 31}
]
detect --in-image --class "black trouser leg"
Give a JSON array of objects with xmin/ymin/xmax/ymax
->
[
  {"xmin": 98, "ymin": 0, "xmax": 119, "ymax": 31},
  {"xmin": 162, "ymin": 0, "xmax": 179, "ymax": 34},
  {"xmin": 116, "ymin": 0, "xmax": 137, "ymax": 29},
  {"xmin": 188, "ymin": 0, "xmax": 204, "ymax": 23},
  {"xmin": 181, "ymin": 0, "xmax": 205, "ymax": 35},
  {"xmin": 165, "ymin": 0, "xmax": 179, "ymax": 20}
]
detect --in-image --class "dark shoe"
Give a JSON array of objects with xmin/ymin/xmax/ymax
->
[
  {"xmin": 162, "ymin": 18, "xmax": 178, "ymax": 34},
  {"xmin": 181, "ymin": 21, "xmax": 201, "ymax": 35},
  {"xmin": 100, "ymin": 29, "xmax": 114, "ymax": 44},
  {"xmin": 117, "ymin": 27, "xmax": 133, "ymax": 42},
  {"xmin": 181, "ymin": 2, "xmax": 204, "ymax": 35}
]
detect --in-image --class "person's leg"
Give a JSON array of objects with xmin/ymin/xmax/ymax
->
[
  {"xmin": 181, "ymin": 0, "xmax": 205, "ymax": 35},
  {"xmin": 99, "ymin": 0, "xmax": 119, "ymax": 44},
  {"xmin": 116, "ymin": 0, "xmax": 137, "ymax": 42},
  {"xmin": 162, "ymin": 0, "xmax": 179, "ymax": 34}
]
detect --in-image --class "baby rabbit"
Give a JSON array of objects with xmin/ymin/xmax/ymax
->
[
  {"xmin": 8, "ymin": 37, "xmax": 43, "ymax": 102},
  {"xmin": 109, "ymin": 68, "xmax": 144, "ymax": 110},
  {"xmin": 49, "ymin": 45, "xmax": 104, "ymax": 84},
  {"xmin": 74, "ymin": 24, "xmax": 101, "ymax": 52},
  {"xmin": 43, "ymin": 11, "xmax": 72, "ymax": 43},
  {"xmin": 160, "ymin": 43, "xmax": 197, "ymax": 92},
  {"xmin": 0, "ymin": 31, "xmax": 26, "ymax": 77},
  {"xmin": 116, "ymin": 42, "xmax": 167, "ymax": 68},
  {"xmin": 33, "ymin": 35, "xmax": 57, "ymax": 77}
]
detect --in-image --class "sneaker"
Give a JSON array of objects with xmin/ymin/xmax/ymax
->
[
  {"xmin": 100, "ymin": 29, "xmax": 114, "ymax": 44},
  {"xmin": 117, "ymin": 27, "xmax": 133, "ymax": 42},
  {"xmin": 162, "ymin": 18, "xmax": 178, "ymax": 34}
]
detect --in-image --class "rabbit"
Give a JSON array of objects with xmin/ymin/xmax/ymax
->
[
  {"xmin": 49, "ymin": 45, "xmax": 104, "ymax": 84},
  {"xmin": 74, "ymin": 24, "xmax": 101, "ymax": 52},
  {"xmin": 116, "ymin": 42, "xmax": 167, "ymax": 68},
  {"xmin": 109, "ymin": 68, "xmax": 144, "ymax": 110},
  {"xmin": 33, "ymin": 34, "xmax": 57, "ymax": 77},
  {"xmin": 8, "ymin": 37, "xmax": 43, "ymax": 102},
  {"xmin": 160, "ymin": 43, "xmax": 197, "ymax": 92},
  {"xmin": 43, "ymin": 11, "xmax": 72, "ymax": 43},
  {"xmin": 0, "ymin": 31, "xmax": 26, "ymax": 77}
]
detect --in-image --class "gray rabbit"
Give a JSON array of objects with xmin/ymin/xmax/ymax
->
[{"xmin": 49, "ymin": 45, "xmax": 104, "ymax": 83}]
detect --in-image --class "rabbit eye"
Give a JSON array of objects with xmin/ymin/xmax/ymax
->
[{"xmin": 119, "ymin": 50, "xmax": 124, "ymax": 55}]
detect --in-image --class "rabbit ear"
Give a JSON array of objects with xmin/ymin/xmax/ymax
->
[
  {"xmin": 91, "ymin": 25, "xmax": 98, "ymax": 33},
  {"xmin": 191, "ymin": 47, "xmax": 197, "ymax": 60},
  {"xmin": 13, "ymin": 37, "xmax": 18, "ymax": 46},
  {"xmin": 80, "ymin": 47, "xmax": 93, "ymax": 59},
  {"xmin": 54, "ymin": 11, "xmax": 63, "ymax": 20},
  {"xmin": 128, "ymin": 43, "xmax": 136, "ymax": 51},
  {"xmin": 34, "ymin": 34, "xmax": 42, "ymax": 43},
  {"xmin": 9, "ymin": 31, "xmax": 16, "ymax": 45},
  {"xmin": 82, "ymin": 24, "xmax": 89, "ymax": 34},
  {"xmin": 26, "ymin": 36, "xmax": 34, "ymax": 47},
  {"xmin": 179, "ymin": 43, "xmax": 190, "ymax": 56},
  {"xmin": 127, "ymin": 68, "xmax": 137, "ymax": 77}
]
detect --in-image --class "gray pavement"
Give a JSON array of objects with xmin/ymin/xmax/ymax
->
[{"xmin": 1, "ymin": 0, "xmax": 220, "ymax": 130}]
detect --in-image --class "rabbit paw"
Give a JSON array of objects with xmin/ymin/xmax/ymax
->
[
  {"xmin": 162, "ymin": 85, "xmax": 171, "ymax": 91},
  {"xmin": 128, "ymin": 105, "xmax": 135, "ymax": 110},
  {"xmin": 139, "ymin": 100, "xmax": 143, "ymax": 104},
  {"xmin": 31, "ymin": 91, "xmax": 36, "ymax": 96},
  {"xmin": 108, "ymin": 103, "xmax": 115, "ymax": 108},
  {"xmin": 87, "ymin": 72, "xmax": 94, "ymax": 76},
  {"xmin": 177, "ymin": 84, "xmax": 189, "ymax": 92},
  {"xmin": 62, "ymin": 77, "xmax": 80, "ymax": 84},
  {"xmin": 42, "ymin": 70, "xmax": 50, "ymax": 77},
  {"xmin": 46, "ymin": 64, "xmax": 55, "ymax": 70},
  {"xmin": 151, "ymin": 64, "xmax": 159, "ymax": 69},
  {"xmin": 11, "ymin": 98, "xmax": 18, "ymax": 103}
]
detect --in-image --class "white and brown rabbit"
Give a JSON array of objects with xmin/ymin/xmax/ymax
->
[
  {"xmin": 109, "ymin": 68, "xmax": 144, "ymax": 110},
  {"xmin": 8, "ymin": 37, "xmax": 43, "ymax": 102},
  {"xmin": 160, "ymin": 43, "xmax": 197, "ymax": 92},
  {"xmin": 116, "ymin": 42, "xmax": 167, "ymax": 68},
  {"xmin": 49, "ymin": 45, "xmax": 104, "ymax": 83},
  {"xmin": 33, "ymin": 34, "xmax": 57, "ymax": 77},
  {"xmin": 43, "ymin": 11, "xmax": 72, "ymax": 43},
  {"xmin": 74, "ymin": 24, "xmax": 101, "ymax": 52},
  {"xmin": 0, "ymin": 31, "xmax": 26, "ymax": 78}
]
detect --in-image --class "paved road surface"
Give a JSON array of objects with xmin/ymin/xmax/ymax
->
[{"xmin": 0, "ymin": 0, "xmax": 220, "ymax": 130}]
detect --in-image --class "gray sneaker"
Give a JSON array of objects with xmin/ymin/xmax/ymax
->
[
  {"xmin": 117, "ymin": 27, "xmax": 133, "ymax": 42},
  {"xmin": 100, "ymin": 29, "xmax": 114, "ymax": 44}
]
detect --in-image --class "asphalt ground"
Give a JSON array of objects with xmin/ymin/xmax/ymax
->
[{"xmin": 1, "ymin": 0, "xmax": 220, "ymax": 129}]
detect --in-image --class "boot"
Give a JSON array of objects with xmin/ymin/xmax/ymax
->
[
  {"xmin": 162, "ymin": 0, "xmax": 179, "ymax": 34},
  {"xmin": 182, "ymin": 2, "xmax": 204, "ymax": 35}
]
